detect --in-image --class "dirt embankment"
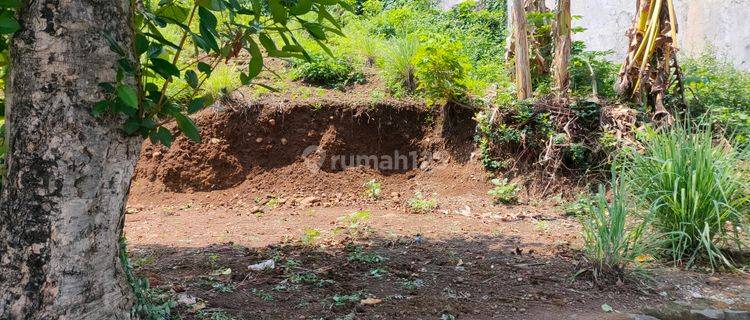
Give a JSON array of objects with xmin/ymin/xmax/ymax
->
[{"xmin": 131, "ymin": 94, "xmax": 482, "ymax": 207}]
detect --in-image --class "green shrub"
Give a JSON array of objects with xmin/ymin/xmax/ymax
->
[
  {"xmin": 408, "ymin": 193, "xmax": 438, "ymax": 213},
  {"xmin": 569, "ymin": 41, "xmax": 619, "ymax": 98},
  {"xmin": 413, "ymin": 36, "xmax": 470, "ymax": 106},
  {"xmin": 120, "ymin": 237, "xmax": 175, "ymax": 319},
  {"xmin": 487, "ymin": 178, "xmax": 518, "ymax": 204},
  {"xmin": 361, "ymin": 0, "xmax": 384, "ymax": 16},
  {"xmin": 628, "ymin": 121, "xmax": 749, "ymax": 269},
  {"xmin": 562, "ymin": 193, "xmax": 595, "ymax": 217},
  {"xmin": 363, "ymin": 179, "xmax": 382, "ymax": 199},
  {"xmin": 442, "ymin": 1, "xmax": 505, "ymax": 64},
  {"xmin": 683, "ymin": 53, "xmax": 750, "ymax": 145},
  {"xmin": 292, "ymin": 54, "xmax": 364, "ymax": 88},
  {"xmin": 579, "ymin": 175, "xmax": 648, "ymax": 283}
]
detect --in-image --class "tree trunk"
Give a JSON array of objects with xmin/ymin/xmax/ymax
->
[
  {"xmin": 552, "ymin": 0, "xmax": 572, "ymax": 95},
  {"xmin": 512, "ymin": 0, "xmax": 533, "ymax": 99},
  {"xmin": 0, "ymin": 1, "xmax": 139, "ymax": 319}
]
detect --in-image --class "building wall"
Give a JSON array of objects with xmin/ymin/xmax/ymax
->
[{"xmin": 462, "ymin": 0, "xmax": 750, "ymax": 70}]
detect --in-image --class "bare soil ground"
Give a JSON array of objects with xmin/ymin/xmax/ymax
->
[{"xmin": 125, "ymin": 91, "xmax": 750, "ymax": 319}]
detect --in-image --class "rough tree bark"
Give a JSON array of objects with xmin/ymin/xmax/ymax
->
[
  {"xmin": 0, "ymin": 0, "xmax": 138, "ymax": 319},
  {"xmin": 512, "ymin": 0, "xmax": 533, "ymax": 99},
  {"xmin": 552, "ymin": 0, "xmax": 572, "ymax": 95}
]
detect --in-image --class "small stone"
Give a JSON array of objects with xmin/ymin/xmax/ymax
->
[
  {"xmin": 629, "ymin": 315, "xmax": 661, "ymax": 320},
  {"xmin": 299, "ymin": 196, "xmax": 320, "ymax": 208},
  {"xmin": 255, "ymin": 137, "xmax": 263, "ymax": 143},
  {"xmin": 250, "ymin": 206, "xmax": 264, "ymax": 214},
  {"xmin": 280, "ymin": 138, "xmax": 288, "ymax": 145},
  {"xmin": 248, "ymin": 259, "xmax": 275, "ymax": 271},
  {"xmin": 690, "ymin": 309, "xmax": 725, "ymax": 320},
  {"xmin": 176, "ymin": 293, "xmax": 197, "ymax": 305},
  {"xmin": 360, "ymin": 298, "xmax": 381, "ymax": 305},
  {"xmin": 724, "ymin": 310, "xmax": 750, "ymax": 320},
  {"xmin": 706, "ymin": 277, "xmax": 721, "ymax": 284},
  {"xmin": 268, "ymin": 119, "xmax": 276, "ymax": 125},
  {"xmin": 209, "ymin": 138, "xmax": 222, "ymax": 144}
]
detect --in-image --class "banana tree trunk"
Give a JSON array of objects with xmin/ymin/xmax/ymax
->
[
  {"xmin": 617, "ymin": 0, "xmax": 681, "ymax": 122},
  {"xmin": 512, "ymin": 0, "xmax": 533, "ymax": 99},
  {"xmin": 552, "ymin": 0, "xmax": 572, "ymax": 95},
  {"xmin": 0, "ymin": 0, "xmax": 138, "ymax": 318}
]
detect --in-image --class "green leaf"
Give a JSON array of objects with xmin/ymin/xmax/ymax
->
[
  {"xmin": 337, "ymin": 0, "xmax": 355, "ymax": 12},
  {"xmin": 117, "ymin": 58, "xmax": 135, "ymax": 74},
  {"xmin": 154, "ymin": 126, "xmax": 173, "ymax": 147},
  {"xmin": 135, "ymin": 34, "xmax": 150, "ymax": 56},
  {"xmin": 239, "ymin": 72, "xmax": 251, "ymax": 85},
  {"xmin": 92, "ymin": 100, "xmax": 110, "ymax": 117},
  {"xmin": 247, "ymin": 39, "xmax": 263, "ymax": 79},
  {"xmin": 0, "ymin": 11, "xmax": 18, "ymax": 34},
  {"xmin": 198, "ymin": 7, "xmax": 217, "ymax": 29},
  {"xmin": 317, "ymin": 6, "xmax": 342, "ymax": 31},
  {"xmin": 253, "ymin": 82, "xmax": 279, "ymax": 92},
  {"xmin": 197, "ymin": 0, "xmax": 225, "ymax": 11},
  {"xmin": 185, "ymin": 70, "xmax": 199, "ymax": 89},
  {"xmin": 156, "ymin": 3, "xmax": 190, "ymax": 23},
  {"xmin": 123, "ymin": 118, "xmax": 141, "ymax": 134},
  {"xmin": 250, "ymin": 0, "xmax": 262, "ymax": 20},
  {"xmin": 102, "ymin": 33, "xmax": 126, "ymax": 56},
  {"xmin": 302, "ymin": 22, "xmax": 326, "ymax": 40},
  {"xmin": 197, "ymin": 7, "xmax": 219, "ymax": 52},
  {"xmin": 188, "ymin": 97, "xmax": 207, "ymax": 114},
  {"xmin": 0, "ymin": 0, "xmax": 21, "ymax": 8},
  {"xmin": 290, "ymin": 0, "xmax": 313, "ymax": 15},
  {"xmin": 258, "ymin": 33, "xmax": 277, "ymax": 52},
  {"xmin": 197, "ymin": 61, "xmax": 212, "ymax": 76},
  {"xmin": 173, "ymin": 112, "xmax": 201, "ymax": 142},
  {"xmin": 150, "ymin": 58, "xmax": 180, "ymax": 79},
  {"xmin": 192, "ymin": 34, "xmax": 211, "ymax": 52},
  {"xmin": 268, "ymin": 0, "xmax": 287, "ymax": 24},
  {"xmin": 116, "ymin": 85, "xmax": 139, "ymax": 110},
  {"xmin": 98, "ymin": 82, "xmax": 115, "ymax": 93}
]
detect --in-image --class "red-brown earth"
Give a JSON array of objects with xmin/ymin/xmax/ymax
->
[{"xmin": 126, "ymin": 87, "xmax": 750, "ymax": 320}]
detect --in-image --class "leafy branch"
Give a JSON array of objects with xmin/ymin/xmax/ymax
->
[{"xmin": 96, "ymin": 0, "xmax": 351, "ymax": 147}]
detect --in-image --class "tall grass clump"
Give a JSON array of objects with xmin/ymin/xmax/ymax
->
[
  {"xmin": 380, "ymin": 36, "xmax": 419, "ymax": 94},
  {"xmin": 579, "ymin": 174, "xmax": 648, "ymax": 284},
  {"xmin": 628, "ymin": 121, "xmax": 749, "ymax": 269}
]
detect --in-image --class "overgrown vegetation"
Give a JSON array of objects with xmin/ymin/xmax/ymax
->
[
  {"xmin": 683, "ymin": 53, "xmax": 750, "ymax": 145},
  {"xmin": 289, "ymin": 0, "xmax": 506, "ymax": 102},
  {"xmin": 292, "ymin": 54, "xmax": 365, "ymax": 89}
]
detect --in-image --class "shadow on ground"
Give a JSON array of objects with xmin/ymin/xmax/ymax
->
[{"xmin": 130, "ymin": 234, "xmax": 656, "ymax": 320}]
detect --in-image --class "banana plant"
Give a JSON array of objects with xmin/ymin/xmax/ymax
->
[{"xmin": 617, "ymin": 0, "xmax": 683, "ymax": 123}]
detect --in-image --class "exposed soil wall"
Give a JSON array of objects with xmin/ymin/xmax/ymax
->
[{"xmin": 134, "ymin": 98, "xmax": 477, "ymax": 193}]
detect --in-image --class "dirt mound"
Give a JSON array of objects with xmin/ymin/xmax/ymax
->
[{"xmin": 134, "ymin": 95, "xmax": 476, "ymax": 195}]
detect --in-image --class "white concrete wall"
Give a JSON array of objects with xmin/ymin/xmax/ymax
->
[
  {"xmin": 446, "ymin": 0, "xmax": 750, "ymax": 70},
  {"xmin": 568, "ymin": 0, "xmax": 750, "ymax": 70}
]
